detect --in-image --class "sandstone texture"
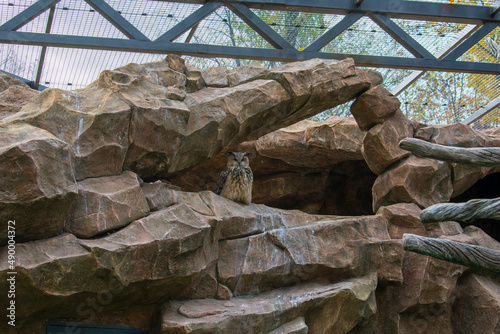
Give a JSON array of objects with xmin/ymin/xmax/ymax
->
[
  {"xmin": 350, "ymin": 84, "xmax": 498, "ymax": 212},
  {"xmin": 173, "ymin": 116, "xmax": 375, "ymax": 216},
  {"xmin": 3, "ymin": 56, "xmax": 381, "ymax": 181},
  {"xmin": 0, "ymin": 186, "xmax": 400, "ymax": 332},
  {"xmin": 0, "ymin": 57, "xmax": 499, "ymax": 334},
  {"xmin": 0, "ymin": 74, "xmax": 38, "ymax": 120},
  {"xmin": 0, "ymin": 123, "xmax": 77, "ymax": 245},
  {"xmin": 160, "ymin": 275, "xmax": 377, "ymax": 334},
  {"xmin": 65, "ymin": 170, "xmax": 149, "ymax": 238}
]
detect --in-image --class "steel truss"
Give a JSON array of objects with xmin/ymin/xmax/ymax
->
[{"xmin": 0, "ymin": 0, "xmax": 499, "ymax": 119}]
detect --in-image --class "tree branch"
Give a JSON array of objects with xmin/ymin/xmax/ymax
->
[
  {"xmin": 399, "ymin": 137, "xmax": 500, "ymax": 167},
  {"xmin": 403, "ymin": 233, "xmax": 500, "ymax": 275},
  {"xmin": 420, "ymin": 197, "xmax": 500, "ymax": 223}
]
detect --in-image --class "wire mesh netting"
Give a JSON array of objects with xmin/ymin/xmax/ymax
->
[{"xmin": 0, "ymin": 0, "xmax": 498, "ymax": 128}]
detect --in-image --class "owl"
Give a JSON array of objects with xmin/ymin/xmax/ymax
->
[{"xmin": 215, "ymin": 151, "xmax": 253, "ymax": 204}]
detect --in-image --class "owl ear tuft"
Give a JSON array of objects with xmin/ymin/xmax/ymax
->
[
  {"xmin": 244, "ymin": 152, "xmax": 250, "ymax": 156},
  {"xmin": 227, "ymin": 151, "xmax": 234, "ymax": 155}
]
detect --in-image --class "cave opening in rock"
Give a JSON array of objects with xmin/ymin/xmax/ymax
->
[
  {"xmin": 451, "ymin": 172, "xmax": 500, "ymax": 241},
  {"xmin": 320, "ymin": 160, "xmax": 377, "ymax": 216}
]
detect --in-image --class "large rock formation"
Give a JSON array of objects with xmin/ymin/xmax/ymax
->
[
  {"xmin": 172, "ymin": 116, "xmax": 375, "ymax": 216},
  {"xmin": 0, "ymin": 57, "xmax": 381, "ymax": 246},
  {"xmin": 0, "ymin": 57, "xmax": 499, "ymax": 334},
  {"xmin": 0, "ymin": 123, "xmax": 77, "ymax": 245},
  {"xmin": 349, "ymin": 85, "xmax": 499, "ymax": 212},
  {"xmin": 0, "ymin": 73, "xmax": 38, "ymax": 120}
]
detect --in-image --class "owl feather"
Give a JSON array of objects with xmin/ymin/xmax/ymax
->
[{"xmin": 215, "ymin": 151, "xmax": 253, "ymax": 204}]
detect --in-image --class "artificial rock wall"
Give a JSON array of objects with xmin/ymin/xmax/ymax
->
[{"xmin": 0, "ymin": 56, "xmax": 499, "ymax": 334}]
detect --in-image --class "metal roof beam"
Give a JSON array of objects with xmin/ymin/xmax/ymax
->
[
  {"xmin": 184, "ymin": 23, "xmax": 199, "ymax": 43},
  {"xmin": 156, "ymin": 1, "xmax": 222, "ymax": 42},
  {"xmin": 461, "ymin": 97, "xmax": 500, "ymax": 125},
  {"xmin": 0, "ymin": 0, "xmax": 60, "ymax": 31},
  {"xmin": 227, "ymin": 3, "xmax": 295, "ymax": 50},
  {"xmin": 491, "ymin": 0, "xmax": 500, "ymax": 16},
  {"xmin": 369, "ymin": 13, "xmax": 436, "ymax": 59},
  {"xmin": 34, "ymin": 4, "xmax": 56, "ymax": 90},
  {"xmin": 443, "ymin": 22, "xmax": 498, "ymax": 61},
  {"xmin": 391, "ymin": 25, "xmax": 479, "ymax": 96},
  {"xmin": 156, "ymin": 0, "xmax": 500, "ymax": 24},
  {"xmin": 304, "ymin": 13, "xmax": 364, "ymax": 52},
  {"xmin": 84, "ymin": 0, "xmax": 150, "ymax": 40},
  {"xmin": 1, "ymin": 31, "xmax": 499, "ymax": 74}
]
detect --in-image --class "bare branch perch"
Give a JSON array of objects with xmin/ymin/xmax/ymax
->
[
  {"xmin": 403, "ymin": 233, "xmax": 500, "ymax": 275},
  {"xmin": 420, "ymin": 197, "xmax": 500, "ymax": 223},
  {"xmin": 399, "ymin": 138, "xmax": 500, "ymax": 167}
]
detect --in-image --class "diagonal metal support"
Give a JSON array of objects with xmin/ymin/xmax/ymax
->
[
  {"xmin": 461, "ymin": 96, "xmax": 500, "ymax": 125},
  {"xmin": 1, "ymin": 30, "xmax": 499, "ymax": 74},
  {"xmin": 444, "ymin": 22, "xmax": 498, "ymax": 61},
  {"xmin": 185, "ymin": 23, "xmax": 199, "ymax": 43},
  {"xmin": 84, "ymin": 0, "xmax": 150, "ymax": 40},
  {"xmin": 229, "ymin": 0, "xmax": 500, "ymax": 24},
  {"xmin": 0, "ymin": 0, "xmax": 60, "ymax": 31},
  {"xmin": 304, "ymin": 13, "xmax": 364, "ymax": 52},
  {"xmin": 227, "ymin": 3, "xmax": 295, "ymax": 50},
  {"xmin": 156, "ymin": 1, "xmax": 222, "ymax": 42},
  {"xmin": 34, "ymin": 4, "xmax": 56, "ymax": 90},
  {"xmin": 370, "ymin": 13, "xmax": 436, "ymax": 59},
  {"xmin": 492, "ymin": 0, "xmax": 500, "ymax": 16},
  {"xmin": 391, "ymin": 25, "xmax": 478, "ymax": 96}
]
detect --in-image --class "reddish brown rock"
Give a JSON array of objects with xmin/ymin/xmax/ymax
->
[
  {"xmin": 172, "ymin": 118, "xmax": 374, "ymax": 216},
  {"xmin": 0, "ymin": 184, "xmax": 405, "ymax": 332},
  {"xmin": 124, "ymin": 97, "xmax": 190, "ymax": 179},
  {"xmin": 256, "ymin": 116, "xmax": 365, "ymax": 168},
  {"xmin": 480, "ymin": 127, "xmax": 500, "ymax": 147},
  {"xmin": 218, "ymin": 214, "xmax": 400, "ymax": 295},
  {"xmin": 359, "ymin": 251, "xmax": 465, "ymax": 334},
  {"xmin": 372, "ymin": 156, "xmax": 453, "ymax": 211},
  {"xmin": 362, "ymin": 111, "xmax": 413, "ymax": 174},
  {"xmin": 65, "ymin": 171, "xmax": 149, "ymax": 238},
  {"xmin": 180, "ymin": 77, "xmax": 291, "ymax": 154},
  {"xmin": 4, "ymin": 87, "xmax": 132, "ymax": 180},
  {"xmin": 166, "ymin": 84, "xmax": 186, "ymax": 101},
  {"xmin": 0, "ymin": 123, "xmax": 77, "ymax": 246},
  {"xmin": 3, "ymin": 57, "xmax": 379, "ymax": 181},
  {"xmin": 165, "ymin": 54, "xmax": 186, "ymax": 73},
  {"xmin": 201, "ymin": 66, "xmax": 229, "ymax": 87},
  {"xmin": 451, "ymin": 163, "xmax": 490, "ymax": 198},
  {"xmin": 185, "ymin": 63, "xmax": 206, "ymax": 93},
  {"xmin": 228, "ymin": 62, "xmax": 269, "ymax": 86},
  {"xmin": 464, "ymin": 225, "xmax": 500, "ymax": 251},
  {"xmin": 159, "ymin": 275, "xmax": 377, "ymax": 334},
  {"xmin": 0, "ymin": 84, "xmax": 38, "ymax": 120},
  {"xmin": 252, "ymin": 172, "xmax": 329, "ymax": 213},
  {"xmin": 350, "ymin": 85, "xmax": 401, "ymax": 131},
  {"xmin": 268, "ymin": 58, "xmax": 382, "ymax": 125},
  {"xmin": 452, "ymin": 273, "xmax": 500, "ymax": 334},
  {"xmin": 415, "ymin": 123, "xmax": 486, "ymax": 147},
  {"xmin": 141, "ymin": 182, "xmax": 213, "ymax": 216},
  {"xmin": 0, "ymin": 73, "xmax": 28, "ymax": 91},
  {"xmin": 377, "ymin": 203, "xmax": 426, "ymax": 239},
  {"xmin": 216, "ymin": 283, "xmax": 233, "ymax": 301},
  {"xmin": 268, "ymin": 317, "xmax": 308, "ymax": 334}
]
